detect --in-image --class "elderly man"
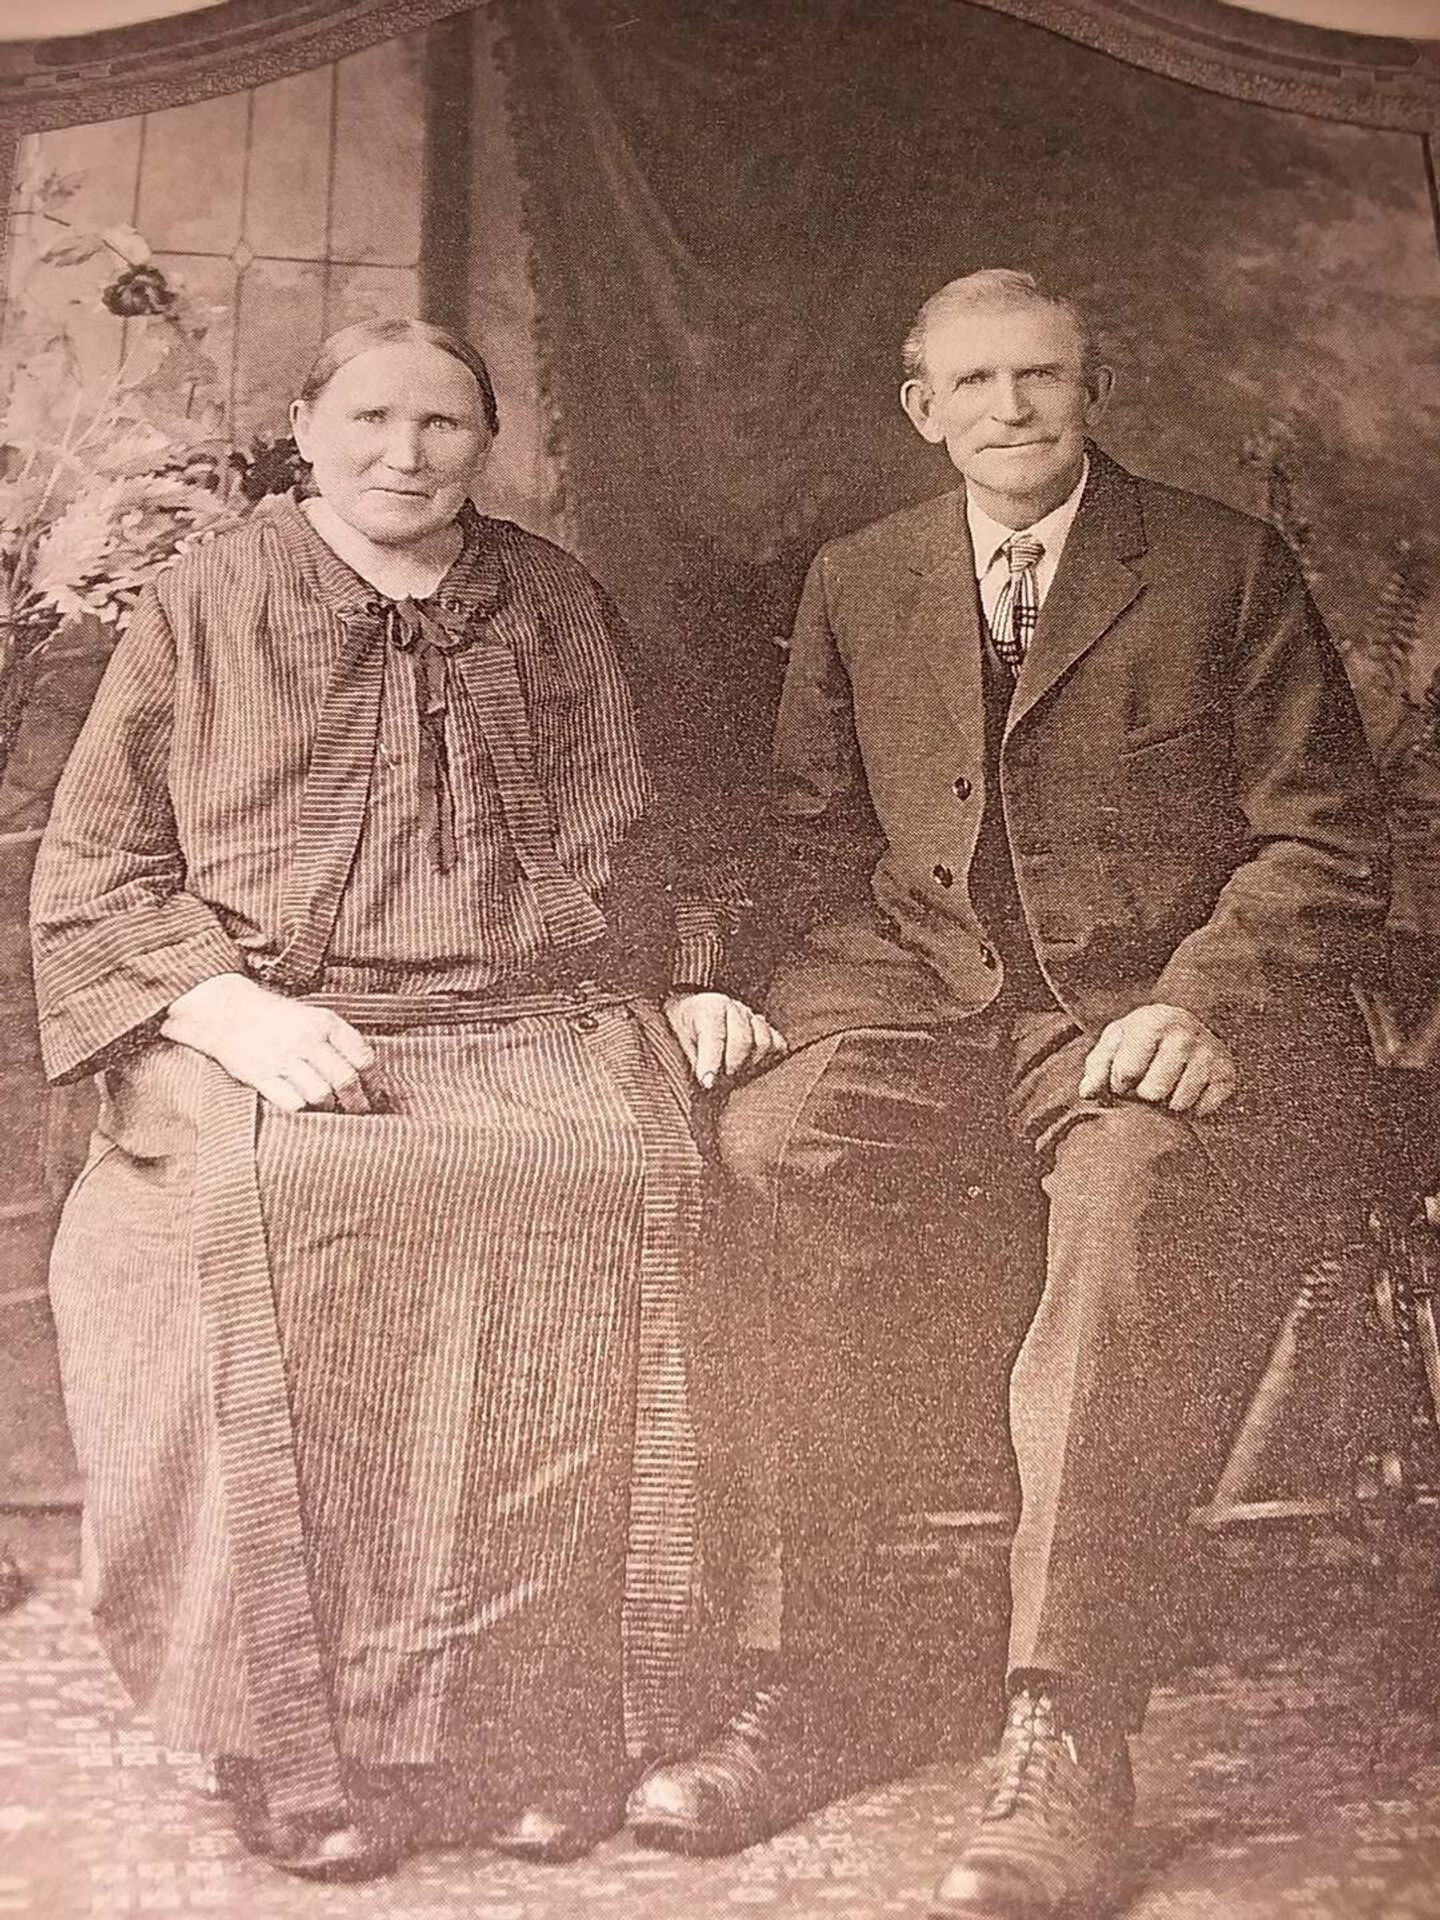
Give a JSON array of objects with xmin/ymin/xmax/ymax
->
[{"xmin": 626, "ymin": 270, "xmax": 1390, "ymax": 1918}]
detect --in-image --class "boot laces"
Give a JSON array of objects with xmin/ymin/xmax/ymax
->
[
  {"xmin": 727, "ymin": 1685, "xmax": 789, "ymax": 1749},
  {"xmin": 983, "ymin": 1694, "xmax": 1082, "ymax": 1826},
  {"xmin": 686, "ymin": 1685, "xmax": 797, "ymax": 1802}
]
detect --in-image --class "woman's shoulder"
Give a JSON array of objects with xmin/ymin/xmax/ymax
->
[
  {"xmin": 150, "ymin": 498, "xmax": 289, "ymax": 613},
  {"xmin": 475, "ymin": 512, "xmax": 611, "ymax": 608}
]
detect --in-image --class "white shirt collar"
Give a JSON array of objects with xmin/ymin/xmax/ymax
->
[{"xmin": 966, "ymin": 454, "xmax": 1090, "ymax": 580}]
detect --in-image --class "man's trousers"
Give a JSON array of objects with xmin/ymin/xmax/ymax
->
[{"xmin": 713, "ymin": 1007, "xmax": 1379, "ymax": 1730}]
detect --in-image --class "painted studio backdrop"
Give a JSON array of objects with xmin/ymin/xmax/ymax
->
[{"xmin": 1, "ymin": 0, "xmax": 1438, "ymax": 1513}]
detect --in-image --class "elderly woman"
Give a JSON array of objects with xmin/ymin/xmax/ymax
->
[{"xmin": 31, "ymin": 318, "xmax": 779, "ymax": 1882}]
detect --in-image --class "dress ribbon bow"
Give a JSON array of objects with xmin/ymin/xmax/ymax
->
[{"xmin": 386, "ymin": 595, "xmax": 474, "ymax": 874}]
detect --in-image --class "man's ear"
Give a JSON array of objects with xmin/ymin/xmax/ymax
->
[
  {"xmin": 900, "ymin": 377, "xmax": 945, "ymax": 444},
  {"xmin": 1083, "ymin": 364, "xmax": 1115, "ymax": 430},
  {"xmin": 289, "ymin": 398, "xmax": 310, "ymax": 459}
]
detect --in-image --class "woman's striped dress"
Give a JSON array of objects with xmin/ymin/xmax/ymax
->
[{"xmin": 31, "ymin": 495, "xmax": 741, "ymax": 1824}]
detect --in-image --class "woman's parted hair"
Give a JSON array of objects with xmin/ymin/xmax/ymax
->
[{"xmin": 296, "ymin": 317, "xmax": 500, "ymax": 436}]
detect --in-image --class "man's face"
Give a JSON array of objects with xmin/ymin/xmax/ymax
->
[
  {"xmin": 291, "ymin": 342, "xmax": 492, "ymax": 547},
  {"xmin": 900, "ymin": 301, "xmax": 1110, "ymax": 519}
]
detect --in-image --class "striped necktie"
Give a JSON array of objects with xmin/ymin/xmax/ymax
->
[{"xmin": 989, "ymin": 533, "xmax": 1045, "ymax": 673}]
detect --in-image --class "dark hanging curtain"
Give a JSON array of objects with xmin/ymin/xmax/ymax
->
[
  {"xmin": 495, "ymin": 0, "xmax": 1440, "ymax": 808},
  {"xmin": 499, "ymin": 0, "xmax": 942, "ymax": 783}
]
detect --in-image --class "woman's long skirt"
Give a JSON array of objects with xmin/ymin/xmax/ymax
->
[{"xmin": 48, "ymin": 999, "xmax": 705, "ymax": 1816}]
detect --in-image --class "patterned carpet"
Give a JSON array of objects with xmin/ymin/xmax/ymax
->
[{"xmin": 3, "ymin": 1515, "xmax": 1440, "ymax": 1920}]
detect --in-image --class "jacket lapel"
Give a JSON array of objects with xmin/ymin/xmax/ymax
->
[
  {"xmin": 901, "ymin": 489, "xmax": 986, "ymax": 750},
  {"xmin": 1006, "ymin": 448, "xmax": 1147, "ymax": 738}
]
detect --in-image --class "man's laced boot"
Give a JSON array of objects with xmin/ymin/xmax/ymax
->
[
  {"xmin": 626, "ymin": 1678, "xmax": 862, "ymax": 1856},
  {"xmin": 929, "ymin": 1683, "xmax": 1135, "ymax": 1918}
]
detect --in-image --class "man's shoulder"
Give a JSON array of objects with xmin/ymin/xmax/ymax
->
[
  {"xmin": 1100, "ymin": 451, "xmax": 1286, "ymax": 563},
  {"xmin": 804, "ymin": 455, "xmax": 1293, "ymax": 594},
  {"xmin": 811, "ymin": 490, "xmax": 961, "ymax": 579}
]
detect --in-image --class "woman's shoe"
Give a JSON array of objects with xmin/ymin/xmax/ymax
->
[
  {"xmin": 626, "ymin": 1682, "xmax": 857, "ymax": 1856},
  {"xmin": 488, "ymin": 1795, "xmax": 626, "ymax": 1864},
  {"xmin": 216, "ymin": 1757, "xmax": 401, "ymax": 1884},
  {"xmin": 237, "ymin": 1814, "xmax": 398, "ymax": 1883}
]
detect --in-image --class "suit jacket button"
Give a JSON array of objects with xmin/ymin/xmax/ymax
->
[
  {"xmin": 933, "ymin": 863, "xmax": 954, "ymax": 888},
  {"xmin": 952, "ymin": 776, "xmax": 972, "ymax": 801},
  {"xmin": 980, "ymin": 944, "xmax": 999, "ymax": 969}
]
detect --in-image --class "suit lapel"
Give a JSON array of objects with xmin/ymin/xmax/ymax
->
[
  {"xmin": 901, "ymin": 489, "xmax": 986, "ymax": 751},
  {"xmin": 1006, "ymin": 449, "xmax": 1147, "ymax": 738}
]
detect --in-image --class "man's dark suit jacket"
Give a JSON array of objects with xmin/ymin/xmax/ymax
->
[{"xmin": 763, "ymin": 446, "xmax": 1389, "ymax": 1058}]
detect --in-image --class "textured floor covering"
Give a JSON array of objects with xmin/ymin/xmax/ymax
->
[{"xmin": 3, "ymin": 1516, "xmax": 1440, "ymax": 1920}]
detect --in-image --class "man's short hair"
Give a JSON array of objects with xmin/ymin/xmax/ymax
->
[{"xmin": 901, "ymin": 269, "xmax": 1100, "ymax": 386}]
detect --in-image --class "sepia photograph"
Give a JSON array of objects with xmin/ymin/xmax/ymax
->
[{"xmin": 1, "ymin": 1, "xmax": 1440, "ymax": 1915}]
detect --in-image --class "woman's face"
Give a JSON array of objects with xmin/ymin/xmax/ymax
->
[{"xmin": 290, "ymin": 342, "xmax": 492, "ymax": 547}]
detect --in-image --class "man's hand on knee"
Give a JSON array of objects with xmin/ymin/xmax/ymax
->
[{"xmin": 1078, "ymin": 1003, "xmax": 1237, "ymax": 1116}]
